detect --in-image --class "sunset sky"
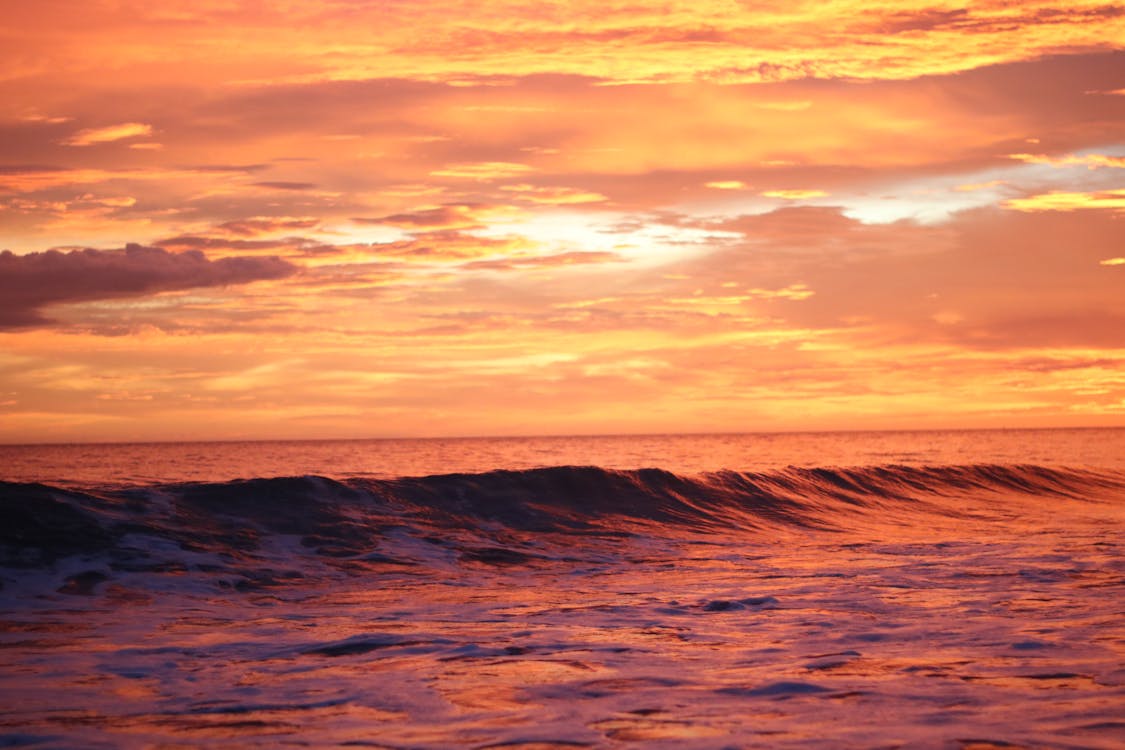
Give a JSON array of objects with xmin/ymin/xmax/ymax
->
[{"xmin": 2, "ymin": 1, "xmax": 1124, "ymax": 442}]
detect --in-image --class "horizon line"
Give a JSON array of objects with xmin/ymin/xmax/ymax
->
[{"xmin": 3, "ymin": 424, "xmax": 1123, "ymax": 448}]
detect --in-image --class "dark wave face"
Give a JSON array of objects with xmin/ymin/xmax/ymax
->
[{"xmin": 3, "ymin": 463, "xmax": 1122, "ymax": 574}]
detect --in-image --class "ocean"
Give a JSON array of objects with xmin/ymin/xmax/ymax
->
[{"xmin": 1, "ymin": 428, "xmax": 1124, "ymax": 749}]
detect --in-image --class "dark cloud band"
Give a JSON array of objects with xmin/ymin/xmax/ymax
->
[{"xmin": 0, "ymin": 244, "xmax": 297, "ymax": 329}]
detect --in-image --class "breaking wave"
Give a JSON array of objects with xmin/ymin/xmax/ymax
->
[{"xmin": 3, "ymin": 464, "xmax": 1122, "ymax": 576}]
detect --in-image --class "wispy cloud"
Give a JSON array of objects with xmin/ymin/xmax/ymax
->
[
  {"xmin": 1005, "ymin": 189, "xmax": 1125, "ymax": 212},
  {"xmin": 62, "ymin": 122, "xmax": 153, "ymax": 146},
  {"xmin": 430, "ymin": 162, "xmax": 535, "ymax": 180},
  {"xmin": 762, "ymin": 189, "xmax": 829, "ymax": 200},
  {"xmin": 353, "ymin": 204, "xmax": 521, "ymax": 232},
  {"xmin": 499, "ymin": 184, "xmax": 607, "ymax": 205},
  {"xmin": 1009, "ymin": 152, "xmax": 1125, "ymax": 169},
  {"xmin": 251, "ymin": 181, "xmax": 319, "ymax": 191}
]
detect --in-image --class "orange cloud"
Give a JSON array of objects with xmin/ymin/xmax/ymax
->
[
  {"xmin": 762, "ymin": 189, "xmax": 829, "ymax": 199},
  {"xmin": 251, "ymin": 181, "xmax": 319, "ymax": 191},
  {"xmin": 1005, "ymin": 189, "xmax": 1125, "ymax": 212},
  {"xmin": 1009, "ymin": 152, "xmax": 1125, "ymax": 169},
  {"xmin": 6, "ymin": 1, "xmax": 1120, "ymax": 101},
  {"xmin": 62, "ymin": 122, "xmax": 153, "ymax": 146},
  {"xmin": 216, "ymin": 217, "xmax": 320, "ymax": 237},
  {"xmin": 0, "ymin": 165, "xmax": 253, "ymax": 193},
  {"xmin": 664, "ymin": 283, "xmax": 815, "ymax": 311},
  {"xmin": 430, "ymin": 162, "xmax": 535, "ymax": 180},
  {"xmin": 499, "ymin": 184, "xmax": 607, "ymax": 205},
  {"xmin": 353, "ymin": 204, "xmax": 524, "ymax": 232},
  {"xmin": 359, "ymin": 231, "xmax": 538, "ymax": 264},
  {"xmin": 462, "ymin": 250, "xmax": 623, "ymax": 271},
  {"xmin": 955, "ymin": 180, "xmax": 1006, "ymax": 192}
]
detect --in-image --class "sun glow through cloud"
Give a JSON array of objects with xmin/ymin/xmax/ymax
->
[{"xmin": 0, "ymin": 1, "xmax": 1124, "ymax": 441}]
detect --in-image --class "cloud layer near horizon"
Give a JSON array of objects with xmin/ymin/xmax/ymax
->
[{"xmin": 1, "ymin": 2, "xmax": 1123, "ymax": 441}]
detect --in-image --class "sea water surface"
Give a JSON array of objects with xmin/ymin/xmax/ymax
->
[
  {"xmin": 2, "ymin": 429, "xmax": 1124, "ymax": 749},
  {"xmin": 4, "ymin": 428, "xmax": 1125, "ymax": 485}
]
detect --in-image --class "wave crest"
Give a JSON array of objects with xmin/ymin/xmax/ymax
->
[{"xmin": 2, "ymin": 464, "xmax": 1121, "ymax": 571}]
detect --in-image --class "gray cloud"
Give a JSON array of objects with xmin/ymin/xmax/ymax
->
[
  {"xmin": 251, "ymin": 181, "xmax": 318, "ymax": 191},
  {"xmin": 0, "ymin": 244, "xmax": 297, "ymax": 329},
  {"xmin": 183, "ymin": 164, "xmax": 271, "ymax": 174}
]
